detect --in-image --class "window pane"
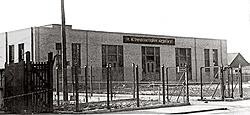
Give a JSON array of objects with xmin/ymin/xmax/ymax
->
[
  {"xmin": 108, "ymin": 55, "xmax": 117, "ymax": 62},
  {"xmin": 155, "ymin": 47, "xmax": 160, "ymax": 56},
  {"xmin": 108, "ymin": 45, "xmax": 117, "ymax": 55},
  {"xmin": 18, "ymin": 43, "xmax": 24, "ymax": 62},
  {"xmin": 56, "ymin": 43, "xmax": 61, "ymax": 50},
  {"xmin": 213, "ymin": 49, "xmax": 218, "ymax": 66},
  {"xmin": 118, "ymin": 46, "xmax": 123, "ymax": 55},
  {"xmin": 72, "ymin": 43, "xmax": 81, "ymax": 67},
  {"xmin": 146, "ymin": 56, "xmax": 154, "ymax": 61},
  {"xmin": 146, "ymin": 47, "xmax": 154, "ymax": 55},
  {"xmin": 142, "ymin": 46, "xmax": 145, "ymax": 55},
  {"xmin": 180, "ymin": 48, "xmax": 186, "ymax": 57},
  {"xmin": 9, "ymin": 45, "xmax": 14, "ymax": 63}
]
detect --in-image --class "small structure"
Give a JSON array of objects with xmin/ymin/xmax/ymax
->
[{"xmin": 228, "ymin": 53, "xmax": 250, "ymax": 81}]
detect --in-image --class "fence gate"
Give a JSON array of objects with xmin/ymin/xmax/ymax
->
[{"xmin": 4, "ymin": 52, "xmax": 53, "ymax": 113}]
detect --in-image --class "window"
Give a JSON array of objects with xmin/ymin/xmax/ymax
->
[
  {"xmin": 175, "ymin": 48, "xmax": 192, "ymax": 80},
  {"xmin": 212, "ymin": 49, "xmax": 218, "ymax": 66},
  {"xmin": 142, "ymin": 46, "xmax": 160, "ymax": 81},
  {"xmin": 9, "ymin": 45, "xmax": 14, "ymax": 63},
  {"xmin": 18, "ymin": 43, "xmax": 24, "ymax": 62},
  {"xmin": 56, "ymin": 43, "xmax": 62, "ymax": 50},
  {"xmin": 213, "ymin": 49, "xmax": 219, "ymax": 76},
  {"xmin": 72, "ymin": 43, "xmax": 81, "ymax": 67},
  {"xmin": 102, "ymin": 45, "xmax": 124, "ymax": 81},
  {"xmin": 204, "ymin": 49, "xmax": 210, "ymax": 72}
]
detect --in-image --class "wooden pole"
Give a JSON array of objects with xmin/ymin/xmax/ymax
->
[
  {"xmin": 48, "ymin": 52, "xmax": 53, "ymax": 112},
  {"xmin": 61, "ymin": 0, "xmax": 68, "ymax": 101},
  {"xmin": 5, "ymin": 32, "xmax": 8, "ymax": 64}
]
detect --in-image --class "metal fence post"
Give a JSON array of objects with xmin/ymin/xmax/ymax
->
[
  {"xmin": 75, "ymin": 66, "xmax": 79, "ymax": 112},
  {"xmin": 220, "ymin": 66, "xmax": 225, "ymax": 100},
  {"xmin": 231, "ymin": 67, "xmax": 234, "ymax": 98},
  {"xmin": 227, "ymin": 68, "xmax": 230, "ymax": 98},
  {"xmin": 106, "ymin": 64, "xmax": 110, "ymax": 109},
  {"xmin": 166, "ymin": 67, "xmax": 169, "ymax": 102},
  {"xmin": 136, "ymin": 65, "xmax": 140, "ymax": 107},
  {"xmin": 132, "ymin": 63, "xmax": 135, "ymax": 99},
  {"xmin": 56, "ymin": 51, "xmax": 61, "ymax": 106},
  {"xmin": 185, "ymin": 64, "xmax": 189, "ymax": 103},
  {"xmin": 85, "ymin": 66, "xmax": 88, "ymax": 103},
  {"xmin": 239, "ymin": 65, "xmax": 243, "ymax": 98},
  {"xmin": 162, "ymin": 65, "xmax": 165, "ymax": 104},
  {"xmin": 200, "ymin": 67, "xmax": 203, "ymax": 100},
  {"xmin": 110, "ymin": 64, "xmax": 113, "ymax": 101},
  {"xmin": 90, "ymin": 66, "xmax": 93, "ymax": 96}
]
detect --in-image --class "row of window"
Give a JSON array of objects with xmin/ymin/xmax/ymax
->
[
  {"xmin": 9, "ymin": 43, "xmax": 24, "ymax": 63},
  {"xmin": 204, "ymin": 49, "xmax": 218, "ymax": 72}
]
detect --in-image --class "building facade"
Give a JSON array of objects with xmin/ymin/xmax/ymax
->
[{"xmin": 0, "ymin": 24, "xmax": 228, "ymax": 86}]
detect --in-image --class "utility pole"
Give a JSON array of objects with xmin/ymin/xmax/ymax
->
[{"xmin": 61, "ymin": 0, "xmax": 68, "ymax": 101}]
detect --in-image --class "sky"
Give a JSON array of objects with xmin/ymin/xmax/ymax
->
[{"xmin": 0, "ymin": 0, "xmax": 250, "ymax": 61}]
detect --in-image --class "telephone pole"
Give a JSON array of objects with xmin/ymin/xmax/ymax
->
[{"xmin": 61, "ymin": 0, "xmax": 68, "ymax": 101}]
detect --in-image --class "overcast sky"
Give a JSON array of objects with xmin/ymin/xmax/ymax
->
[{"xmin": 1, "ymin": 0, "xmax": 250, "ymax": 61}]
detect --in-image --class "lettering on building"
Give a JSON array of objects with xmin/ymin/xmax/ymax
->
[{"xmin": 123, "ymin": 36, "xmax": 175, "ymax": 45}]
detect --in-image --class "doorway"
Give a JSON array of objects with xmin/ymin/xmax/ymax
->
[{"xmin": 142, "ymin": 46, "xmax": 160, "ymax": 81}]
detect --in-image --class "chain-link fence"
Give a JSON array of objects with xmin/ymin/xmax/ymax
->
[
  {"xmin": 53, "ymin": 64, "xmax": 190, "ymax": 112},
  {"xmin": 187, "ymin": 66, "xmax": 250, "ymax": 101}
]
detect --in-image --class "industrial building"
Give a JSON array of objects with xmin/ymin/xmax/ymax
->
[{"xmin": 0, "ymin": 24, "xmax": 228, "ymax": 87}]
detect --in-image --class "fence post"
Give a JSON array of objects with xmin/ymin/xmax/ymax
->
[
  {"xmin": 71, "ymin": 67, "xmax": 75, "ymax": 97},
  {"xmin": 56, "ymin": 51, "xmax": 60, "ymax": 106},
  {"xmin": 200, "ymin": 67, "xmax": 203, "ymax": 100},
  {"xmin": 106, "ymin": 64, "xmax": 110, "ymax": 109},
  {"xmin": 85, "ymin": 66, "xmax": 88, "ymax": 103},
  {"xmin": 220, "ymin": 66, "xmax": 225, "ymax": 100},
  {"xmin": 75, "ymin": 66, "xmax": 79, "ymax": 112},
  {"xmin": 162, "ymin": 65, "xmax": 165, "ymax": 104},
  {"xmin": 136, "ymin": 65, "xmax": 140, "ymax": 107},
  {"xmin": 185, "ymin": 64, "xmax": 189, "ymax": 103},
  {"xmin": 166, "ymin": 67, "xmax": 169, "ymax": 102},
  {"xmin": 239, "ymin": 65, "xmax": 243, "ymax": 98},
  {"xmin": 110, "ymin": 64, "xmax": 113, "ymax": 101},
  {"xmin": 90, "ymin": 66, "xmax": 93, "ymax": 96},
  {"xmin": 48, "ymin": 52, "xmax": 53, "ymax": 112},
  {"xmin": 132, "ymin": 63, "xmax": 135, "ymax": 99},
  {"xmin": 231, "ymin": 67, "xmax": 234, "ymax": 98},
  {"xmin": 227, "ymin": 68, "xmax": 230, "ymax": 98}
]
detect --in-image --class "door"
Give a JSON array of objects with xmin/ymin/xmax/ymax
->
[{"xmin": 142, "ymin": 46, "xmax": 160, "ymax": 81}]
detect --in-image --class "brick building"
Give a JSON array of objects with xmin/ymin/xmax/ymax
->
[{"xmin": 0, "ymin": 24, "xmax": 228, "ymax": 88}]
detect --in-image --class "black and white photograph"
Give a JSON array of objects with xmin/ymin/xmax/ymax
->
[{"xmin": 0, "ymin": 0, "xmax": 250, "ymax": 114}]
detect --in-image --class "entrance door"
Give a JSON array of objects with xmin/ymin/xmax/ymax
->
[{"xmin": 142, "ymin": 46, "xmax": 160, "ymax": 81}]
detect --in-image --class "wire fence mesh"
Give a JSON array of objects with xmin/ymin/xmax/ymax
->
[{"xmin": 52, "ymin": 65, "xmax": 190, "ymax": 112}]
